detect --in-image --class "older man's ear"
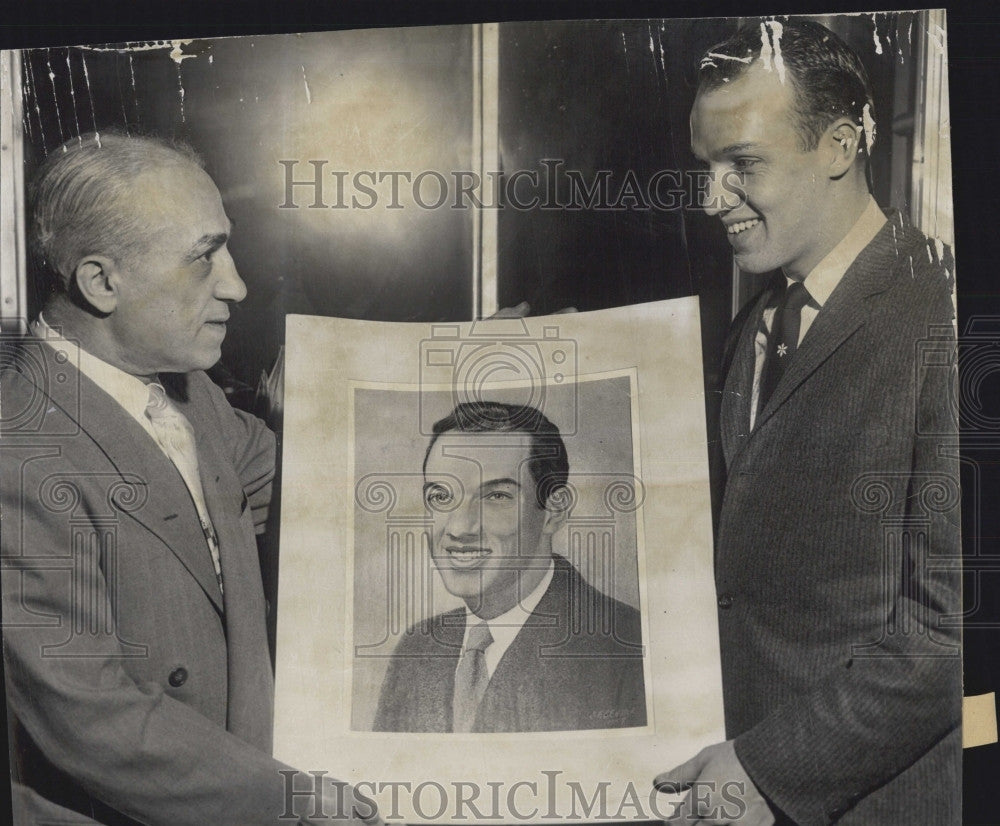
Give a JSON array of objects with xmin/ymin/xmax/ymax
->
[
  {"xmin": 72, "ymin": 257, "xmax": 120, "ymax": 314},
  {"xmin": 486, "ymin": 301, "xmax": 578, "ymax": 319}
]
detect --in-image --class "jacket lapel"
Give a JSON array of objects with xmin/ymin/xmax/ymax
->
[
  {"xmin": 36, "ymin": 345, "xmax": 224, "ymax": 613},
  {"xmin": 751, "ymin": 221, "xmax": 901, "ymax": 434},
  {"xmin": 721, "ymin": 285, "xmax": 775, "ymax": 466}
]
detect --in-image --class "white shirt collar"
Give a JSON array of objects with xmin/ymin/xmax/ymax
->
[
  {"xmin": 464, "ymin": 557, "xmax": 555, "ymax": 679},
  {"xmin": 794, "ymin": 195, "xmax": 887, "ymax": 306},
  {"xmin": 33, "ymin": 313, "xmax": 154, "ymax": 429}
]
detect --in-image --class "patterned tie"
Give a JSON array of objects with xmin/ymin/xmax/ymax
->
[
  {"xmin": 452, "ymin": 621, "xmax": 493, "ymax": 732},
  {"xmin": 758, "ymin": 280, "xmax": 811, "ymax": 416},
  {"xmin": 145, "ymin": 382, "xmax": 224, "ymax": 596}
]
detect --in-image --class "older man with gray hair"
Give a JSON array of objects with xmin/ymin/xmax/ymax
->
[{"xmin": 1, "ymin": 132, "xmax": 379, "ymax": 826}]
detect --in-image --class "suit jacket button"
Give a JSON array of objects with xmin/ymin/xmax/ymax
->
[
  {"xmin": 168, "ymin": 667, "xmax": 188, "ymax": 687},
  {"xmin": 717, "ymin": 593, "xmax": 734, "ymax": 610}
]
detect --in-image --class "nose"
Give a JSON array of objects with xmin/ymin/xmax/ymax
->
[
  {"xmin": 445, "ymin": 496, "xmax": 481, "ymax": 540},
  {"xmin": 700, "ymin": 168, "xmax": 733, "ymax": 218},
  {"xmin": 213, "ymin": 246, "xmax": 247, "ymax": 303}
]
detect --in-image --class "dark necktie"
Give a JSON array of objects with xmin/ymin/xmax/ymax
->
[
  {"xmin": 758, "ymin": 280, "xmax": 811, "ymax": 416},
  {"xmin": 452, "ymin": 621, "xmax": 493, "ymax": 732}
]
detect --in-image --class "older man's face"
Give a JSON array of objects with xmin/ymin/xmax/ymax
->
[
  {"xmin": 107, "ymin": 162, "xmax": 246, "ymax": 376},
  {"xmin": 423, "ymin": 432, "xmax": 555, "ymax": 619}
]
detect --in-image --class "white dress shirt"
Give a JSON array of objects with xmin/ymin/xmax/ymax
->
[
  {"xmin": 462, "ymin": 558, "xmax": 555, "ymax": 679},
  {"xmin": 749, "ymin": 196, "xmax": 887, "ymax": 429},
  {"xmin": 32, "ymin": 314, "xmax": 223, "ymax": 593}
]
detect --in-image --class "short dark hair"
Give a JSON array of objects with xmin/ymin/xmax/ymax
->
[
  {"xmin": 698, "ymin": 19, "xmax": 875, "ymax": 156},
  {"xmin": 424, "ymin": 401, "xmax": 569, "ymax": 509},
  {"xmin": 28, "ymin": 131, "xmax": 204, "ymax": 299}
]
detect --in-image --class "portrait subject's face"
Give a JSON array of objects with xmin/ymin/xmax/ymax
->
[
  {"xmin": 107, "ymin": 163, "xmax": 246, "ymax": 376},
  {"xmin": 423, "ymin": 432, "xmax": 558, "ymax": 619},
  {"xmin": 690, "ymin": 63, "xmax": 837, "ymax": 279}
]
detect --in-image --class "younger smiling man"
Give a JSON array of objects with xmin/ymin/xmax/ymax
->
[
  {"xmin": 656, "ymin": 19, "xmax": 959, "ymax": 826},
  {"xmin": 373, "ymin": 401, "xmax": 646, "ymax": 733}
]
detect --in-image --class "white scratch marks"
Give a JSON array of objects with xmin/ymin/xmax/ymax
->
[
  {"xmin": 64, "ymin": 52, "xmax": 83, "ymax": 144},
  {"xmin": 79, "ymin": 53, "xmax": 100, "ymax": 145},
  {"xmin": 127, "ymin": 52, "xmax": 139, "ymax": 119},
  {"xmin": 23, "ymin": 58, "xmax": 45, "ymax": 148},
  {"xmin": 909, "ymin": 256, "xmax": 915, "ymax": 278},
  {"xmin": 862, "ymin": 103, "xmax": 877, "ymax": 153},
  {"xmin": 301, "ymin": 64, "xmax": 312, "ymax": 104},
  {"xmin": 933, "ymin": 237, "xmax": 945, "ymax": 265},
  {"xmin": 168, "ymin": 41, "xmax": 195, "ymax": 64},
  {"xmin": 45, "ymin": 51, "xmax": 67, "ymax": 147},
  {"xmin": 759, "ymin": 20, "xmax": 785, "ymax": 83},
  {"xmin": 703, "ymin": 51, "xmax": 752, "ymax": 65},
  {"xmin": 931, "ymin": 25, "xmax": 947, "ymax": 56},
  {"xmin": 176, "ymin": 64, "xmax": 185, "ymax": 122},
  {"xmin": 872, "ymin": 14, "xmax": 883, "ymax": 55},
  {"xmin": 78, "ymin": 39, "xmax": 195, "ymax": 64}
]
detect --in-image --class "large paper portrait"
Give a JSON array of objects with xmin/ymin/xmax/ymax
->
[
  {"xmin": 351, "ymin": 374, "xmax": 647, "ymax": 734},
  {"xmin": 275, "ymin": 299, "xmax": 723, "ymax": 821}
]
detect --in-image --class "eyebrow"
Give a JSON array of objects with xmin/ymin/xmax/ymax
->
[
  {"xmin": 692, "ymin": 142, "xmax": 760, "ymax": 164},
  {"xmin": 717, "ymin": 142, "xmax": 760, "ymax": 156},
  {"xmin": 186, "ymin": 231, "xmax": 230, "ymax": 260},
  {"xmin": 422, "ymin": 478, "xmax": 520, "ymax": 493}
]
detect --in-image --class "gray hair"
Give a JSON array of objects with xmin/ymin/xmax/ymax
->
[{"xmin": 29, "ymin": 131, "xmax": 204, "ymax": 297}]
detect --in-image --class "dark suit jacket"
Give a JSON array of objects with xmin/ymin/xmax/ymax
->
[
  {"xmin": 0, "ymin": 338, "xmax": 299, "ymax": 825},
  {"xmin": 372, "ymin": 555, "xmax": 646, "ymax": 732},
  {"xmin": 716, "ymin": 214, "xmax": 961, "ymax": 825}
]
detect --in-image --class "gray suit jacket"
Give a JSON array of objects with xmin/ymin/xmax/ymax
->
[
  {"xmin": 716, "ymin": 214, "xmax": 961, "ymax": 824},
  {"xmin": 372, "ymin": 554, "xmax": 647, "ymax": 733},
  {"xmin": 1, "ymin": 338, "xmax": 300, "ymax": 825}
]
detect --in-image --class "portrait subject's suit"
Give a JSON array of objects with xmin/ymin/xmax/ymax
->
[
  {"xmin": 1, "ymin": 338, "xmax": 297, "ymax": 826},
  {"xmin": 716, "ymin": 214, "xmax": 961, "ymax": 825},
  {"xmin": 372, "ymin": 554, "xmax": 646, "ymax": 732}
]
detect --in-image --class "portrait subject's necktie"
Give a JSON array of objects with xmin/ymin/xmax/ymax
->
[
  {"xmin": 145, "ymin": 382, "xmax": 224, "ymax": 596},
  {"xmin": 758, "ymin": 280, "xmax": 811, "ymax": 417},
  {"xmin": 452, "ymin": 621, "xmax": 494, "ymax": 732}
]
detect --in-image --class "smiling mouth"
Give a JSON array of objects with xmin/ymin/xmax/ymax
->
[
  {"xmin": 726, "ymin": 218, "xmax": 761, "ymax": 236},
  {"xmin": 444, "ymin": 546, "xmax": 493, "ymax": 567}
]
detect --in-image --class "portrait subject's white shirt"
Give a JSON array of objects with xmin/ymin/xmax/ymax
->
[
  {"xmin": 750, "ymin": 196, "xmax": 887, "ymax": 429},
  {"xmin": 463, "ymin": 558, "xmax": 555, "ymax": 679}
]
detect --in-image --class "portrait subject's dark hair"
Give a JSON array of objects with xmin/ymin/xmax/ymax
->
[
  {"xmin": 425, "ymin": 401, "xmax": 569, "ymax": 509},
  {"xmin": 28, "ymin": 131, "xmax": 204, "ymax": 300},
  {"xmin": 698, "ymin": 19, "xmax": 876, "ymax": 156}
]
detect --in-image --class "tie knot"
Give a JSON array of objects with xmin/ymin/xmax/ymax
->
[
  {"xmin": 145, "ymin": 382, "xmax": 172, "ymax": 419},
  {"xmin": 784, "ymin": 281, "xmax": 811, "ymax": 312},
  {"xmin": 466, "ymin": 621, "xmax": 493, "ymax": 654}
]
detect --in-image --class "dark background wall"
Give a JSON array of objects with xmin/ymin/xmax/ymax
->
[{"xmin": 22, "ymin": 27, "xmax": 477, "ymax": 389}]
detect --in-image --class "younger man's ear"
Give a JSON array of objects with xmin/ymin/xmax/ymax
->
[
  {"xmin": 827, "ymin": 120, "xmax": 863, "ymax": 178},
  {"xmin": 71, "ymin": 256, "xmax": 120, "ymax": 315}
]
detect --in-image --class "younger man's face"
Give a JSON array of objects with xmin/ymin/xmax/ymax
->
[
  {"xmin": 690, "ymin": 63, "xmax": 840, "ymax": 280},
  {"xmin": 423, "ymin": 432, "xmax": 555, "ymax": 619}
]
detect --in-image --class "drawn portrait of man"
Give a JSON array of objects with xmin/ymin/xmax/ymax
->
[{"xmin": 367, "ymin": 397, "xmax": 647, "ymax": 734}]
